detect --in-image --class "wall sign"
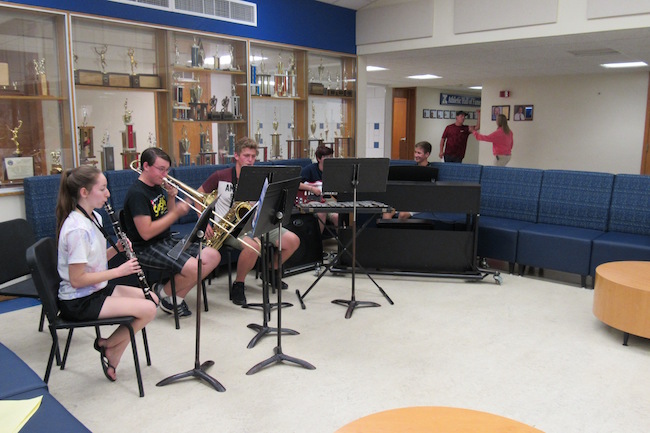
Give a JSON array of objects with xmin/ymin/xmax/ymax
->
[{"xmin": 440, "ymin": 93, "xmax": 481, "ymax": 107}]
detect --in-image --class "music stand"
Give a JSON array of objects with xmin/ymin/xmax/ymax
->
[
  {"xmin": 156, "ymin": 200, "xmax": 226, "ymax": 392},
  {"xmin": 323, "ymin": 157, "xmax": 390, "ymax": 319},
  {"xmin": 246, "ymin": 177, "xmax": 315, "ymax": 374},
  {"xmin": 234, "ymin": 165, "xmax": 301, "ymax": 202},
  {"xmin": 236, "ymin": 165, "xmax": 299, "ymax": 314}
]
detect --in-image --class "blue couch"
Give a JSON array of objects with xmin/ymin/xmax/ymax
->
[
  {"xmin": 386, "ymin": 161, "xmax": 650, "ymax": 287},
  {"xmin": 0, "ymin": 342, "xmax": 90, "ymax": 432}
]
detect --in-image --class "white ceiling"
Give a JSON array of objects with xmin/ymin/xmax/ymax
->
[{"xmin": 316, "ymin": 1, "xmax": 650, "ymax": 91}]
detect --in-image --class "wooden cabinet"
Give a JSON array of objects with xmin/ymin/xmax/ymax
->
[
  {"xmin": 0, "ymin": 7, "xmax": 71, "ymax": 191},
  {"xmin": 0, "ymin": 3, "xmax": 356, "ymax": 194},
  {"xmin": 168, "ymin": 33, "xmax": 247, "ymax": 166}
]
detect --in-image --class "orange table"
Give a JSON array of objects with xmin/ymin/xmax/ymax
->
[
  {"xmin": 593, "ymin": 261, "xmax": 650, "ymax": 345},
  {"xmin": 334, "ymin": 406, "xmax": 543, "ymax": 433}
]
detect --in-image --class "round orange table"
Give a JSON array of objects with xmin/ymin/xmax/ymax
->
[
  {"xmin": 334, "ymin": 406, "xmax": 543, "ymax": 433},
  {"xmin": 593, "ymin": 261, "xmax": 650, "ymax": 345}
]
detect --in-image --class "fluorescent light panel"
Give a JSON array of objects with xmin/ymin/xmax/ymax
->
[
  {"xmin": 600, "ymin": 61, "xmax": 648, "ymax": 68},
  {"xmin": 469, "ymin": 86, "xmax": 482, "ymax": 90},
  {"xmin": 407, "ymin": 74, "xmax": 441, "ymax": 79},
  {"xmin": 366, "ymin": 65, "xmax": 387, "ymax": 71}
]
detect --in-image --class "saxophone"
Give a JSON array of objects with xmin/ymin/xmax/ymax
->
[{"xmin": 206, "ymin": 201, "xmax": 253, "ymax": 250}]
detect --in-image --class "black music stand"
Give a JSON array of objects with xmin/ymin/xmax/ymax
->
[
  {"xmin": 234, "ymin": 165, "xmax": 301, "ymax": 202},
  {"xmin": 246, "ymin": 177, "xmax": 315, "ymax": 374},
  {"xmin": 324, "ymin": 157, "xmax": 390, "ymax": 319},
  {"xmin": 236, "ymin": 165, "xmax": 299, "ymax": 315},
  {"xmin": 156, "ymin": 200, "xmax": 226, "ymax": 392}
]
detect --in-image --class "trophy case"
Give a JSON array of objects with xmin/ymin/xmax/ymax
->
[
  {"xmin": 306, "ymin": 53, "xmax": 356, "ymax": 160},
  {"xmin": 0, "ymin": 6, "xmax": 72, "ymax": 190},
  {"xmin": 249, "ymin": 43, "xmax": 307, "ymax": 161},
  {"xmin": 71, "ymin": 17, "xmax": 167, "ymax": 171},
  {"xmin": 168, "ymin": 32, "xmax": 247, "ymax": 166}
]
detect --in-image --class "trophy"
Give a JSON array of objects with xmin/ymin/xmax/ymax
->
[
  {"xmin": 231, "ymin": 84, "xmax": 241, "ymax": 119},
  {"xmin": 199, "ymin": 124, "xmax": 207, "ymax": 152},
  {"xmin": 227, "ymin": 124, "xmax": 236, "ymax": 157},
  {"xmin": 8, "ymin": 120, "xmax": 23, "ymax": 156},
  {"xmin": 127, "ymin": 48, "xmax": 137, "ymax": 75},
  {"xmin": 94, "ymin": 45, "xmax": 108, "ymax": 74},
  {"xmin": 221, "ymin": 95, "xmax": 232, "ymax": 120},
  {"xmin": 79, "ymin": 107, "xmax": 96, "ymax": 165},
  {"xmin": 317, "ymin": 58, "xmax": 325, "ymax": 81},
  {"xmin": 254, "ymin": 120, "xmax": 262, "ymax": 145},
  {"xmin": 190, "ymin": 83, "xmax": 203, "ymax": 104},
  {"xmin": 324, "ymin": 112, "xmax": 330, "ymax": 142},
  {"xmin": 179, "ymin": 125, "xmax": 191, "ymax": 166},
  {"xmin": 32, "ymin": 58, "xmax": 48, "ymax": 96},
  {"xmin": 50, "ymin": 151, "xmax": 63, "ymax": 174},
  {"xmin": 173, "ymin": 37, "xmax": 180, "ymax": 66},
  {"xmin": 101, "ymin": 130, "xmax": 115, "ymax": 171},
  {"xmin": 288, "ymin": 53, "xmax": 297, "ymax": 97},
  {"xmin": 213, "ymin": 46, "xmax": 220, "ymax": 70},
  {"xmin": 208, "ymin": 95, "xmax": 219, "ymax": 120},
  {"xmin": 121, "ymin": 99, "xmax": 138, "ymax": 169},
  {"xmin": 288, "ymin": 114, "xmax": 295, "ymax": 140},
  {"xmin": 228, "ymin": 45, "xmax": 237, "ymax": 70},
  {"xmin": 147, "ymin": 132, "xmax": 158, "ymax": 148},
  {"xmin": 191, "ymin": 37, "xmax": 201, "ymax": 68},
  {"xmin": 309, "ymin": 103, "xmax": 317, "ymax": 139},
  {"xmin": 270, "ymin": 109, "xmax": 281, "ymax": 159}
]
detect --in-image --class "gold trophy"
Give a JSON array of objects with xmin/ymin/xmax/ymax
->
[
  {"xmin": 271, "ymin": 109, "xmax": 281, "ymax": 159},
  {"xmin": 309, "ymin": 103, "xmax": 317, "ymax": 139},
  {"xmin": 8, "ymin": 120, "xmax": 22, "ymax": 156},
  {"xmin": 127, "ymin": 48, "xmax": 138, "ymax": 76},
  {"xmin": 179, "ymin": 125, "xmax": 191, "ymax": 166},
  {"xmin": 50, "ymin": 151, "xmax": 63, "ymax": 174},
  {"xmin": 94, "ymin": 45, "xmax": 108, "ymax": 74},
  {"xmin": 78, "ymin": 107, "xmax": 97, "ymax": 165}
]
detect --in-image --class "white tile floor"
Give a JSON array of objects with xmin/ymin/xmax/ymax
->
[{"xmin": 2, "ymin": 266, "xmax": 649, "ymax": 433}]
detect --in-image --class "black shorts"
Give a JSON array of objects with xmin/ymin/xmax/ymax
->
[
  {"xmin": 135, "ymin": 237, "xmax": 200, "ymax": 274},
  {"xmin": 59, "ymin": 283, "xmax": 116, "ymax": 322}
]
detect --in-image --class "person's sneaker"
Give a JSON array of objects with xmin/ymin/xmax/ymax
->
[
  {"xmin": 159, "ymin": 298, "xmax": 192, "ymax": 317},
  {"xmin": 231, "ymin": 282, "xmax": 246, "ymax": 306},
  {"xmin": 152, "ymin": 282, "xmax": 164, "ymax": 299}
]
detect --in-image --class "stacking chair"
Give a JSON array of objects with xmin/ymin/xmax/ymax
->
[
  {"xmin": 0, "ymin": 218, "xmax": 45, "ymax": 332},
  {"xmin": 26, "ymin": 237, "xmax": 151, "ymax": 397}
]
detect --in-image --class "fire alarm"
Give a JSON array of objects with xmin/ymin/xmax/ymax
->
[{"xmin": 499, "ymin": 90, "xmax": 511, "ymax": 98}]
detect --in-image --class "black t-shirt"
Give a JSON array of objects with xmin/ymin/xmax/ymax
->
[{"xmin": 123, "ymin": 179, "xmax": 171, "ymax": 249}]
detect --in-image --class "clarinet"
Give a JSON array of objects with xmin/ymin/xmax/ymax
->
[{"xmin": 104, "ymin": 203, "xmax": 157, "ymax": 305}]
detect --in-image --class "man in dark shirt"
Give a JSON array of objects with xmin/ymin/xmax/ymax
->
[
  {"xmin": 298, "ymin": 145, "xmax": 338, "ymax": 231},
  {"xmin": 122, "ymin": 147, "xmax": 221, "ymax": 317},
  {"xmin": 439, "ymin": 110, "xmax": 477, "ymax": 163}
]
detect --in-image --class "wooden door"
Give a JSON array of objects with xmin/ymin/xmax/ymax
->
[
  {"xmin": 392, "ymin": 97, "xmax": 407, "ymax": 160},
  {"xmin": 642, "ymin": 73, "xmax": 650, "ymax": 174},
  {"xmin": 391, "ymin": 88, "xmax": 416, "ymax": 161}
]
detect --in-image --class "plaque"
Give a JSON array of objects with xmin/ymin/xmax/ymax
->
[
  {"xmin": 107, "ymin": 73, "xmax": 131, "ymax": 88},
  {"xmin": 130, "ymin": 74, "xmax": 161, "ymax": 89},
  {"xmin": 0, "ymin": 62, "xmax": 8, "ymax": 87},
  {"xmin": 76, "ymin": 70, "xmax": 104, "ymax": 86},
  {"xmin": 50, "ymin": 151, "xmax": 62, "ymax": 175},
  {"xmin": 4, "ymin": 157, "xmax": 34, "ymax": 181},
  {"xmin": 308, "ymin": 82, "xmax": 325, "ymax": 95},
  {"xmin": 32, "ymin": 59, "xmax": 48, "ymax": 96}
]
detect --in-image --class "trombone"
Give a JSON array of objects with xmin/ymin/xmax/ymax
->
[{"xmin": 129, "ymin": 160, "xmax": 259, "ymax": 255}]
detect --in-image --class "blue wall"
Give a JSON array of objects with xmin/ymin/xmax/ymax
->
[{"xmin": 6, "ymin": 0, "xmax": 356, "ymax": 54}]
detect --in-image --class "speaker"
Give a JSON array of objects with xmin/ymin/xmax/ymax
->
[{"xmin": 283, "ymin": 213, "xmax": 323, "ymax": 276}]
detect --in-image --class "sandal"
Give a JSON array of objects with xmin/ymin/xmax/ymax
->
[{"xmin": 93, "ymin": 338, "xmax": 116, "ymax": 382}]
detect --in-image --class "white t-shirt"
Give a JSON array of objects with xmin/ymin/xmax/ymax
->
[{"xmin": 57, "ymin": 210, "xmax": 108, "ymax": 300}]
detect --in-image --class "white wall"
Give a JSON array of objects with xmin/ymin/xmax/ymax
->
[
  {"xmin": 475, "ymin": 72, "xmax": 647, "ymax": 173},
  {"xmin": 365, "ymin": 84, "xmax": 388, "ymax": 158}
]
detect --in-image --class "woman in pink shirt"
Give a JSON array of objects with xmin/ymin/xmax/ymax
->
[{"xmin": 473, "ymin": 114, "xmax": 513, "ymax": 166}]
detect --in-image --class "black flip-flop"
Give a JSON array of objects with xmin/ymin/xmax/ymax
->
[{"xmin": 94, "ymin": 338, "xmax": 116, "ymax": 382}]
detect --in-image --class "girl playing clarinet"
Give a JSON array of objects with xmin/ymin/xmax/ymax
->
[{"xmin": 55, "ymin": 165, "xmax": 157, "ymax": 382}]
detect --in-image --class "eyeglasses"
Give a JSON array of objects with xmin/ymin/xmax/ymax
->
[{"xmin": 152, "ymin": 165, "xmax": 169, "ymax": 174}]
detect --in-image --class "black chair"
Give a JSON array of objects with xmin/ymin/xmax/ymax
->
[
  {"xmin": 26, "ymin": 237, "xmax": 151, "ymax": 397},
  {"xmin": 0, "ymin": 219, "xmax": 46, "ymax": 332},
  {"xmin": 118, "ymin": 210, "xmax": 206, "ymax": 329}
]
